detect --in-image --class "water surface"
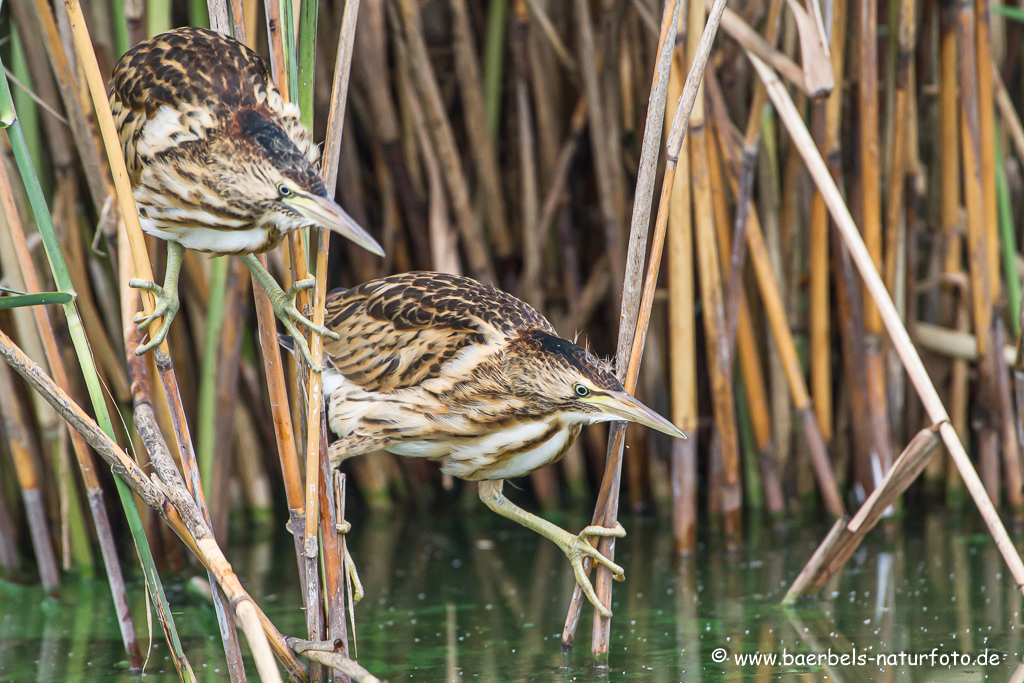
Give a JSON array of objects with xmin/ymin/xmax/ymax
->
[{"xmin": 1, "ymin": 508, "xmax": 1021, "ymax": 681}]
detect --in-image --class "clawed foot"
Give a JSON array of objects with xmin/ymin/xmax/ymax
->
[
  {"xmin": 336, "ymin": 521, "xmax": 364, "ymax": 603},
  {"xmin": 559, "ymin": 522, "xmax": 626, "ymax": 618},
  {"xmin": 130, "ymin": 278, "xmax": 180, "ymax": 355},
  {"xmin": 270, "ymin": 278, "xmax": 340, "ymax": 371}
]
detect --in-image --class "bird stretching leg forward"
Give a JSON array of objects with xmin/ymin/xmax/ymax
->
[
  {"xmin": 315, "ymin": 272, "xmax": 685, "ymax": 616},
  {"xmin": 110, "ymin": 27, "xmax": 383, "ymax": 368}
]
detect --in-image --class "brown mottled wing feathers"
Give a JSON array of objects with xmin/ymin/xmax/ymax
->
[
  {"xmin": 109, "ymin": 27, "xmax": 313, "ymax": 180},
  {"xmin": 322, "ymin": 273, "xmax": 554, "ymax": 392}
]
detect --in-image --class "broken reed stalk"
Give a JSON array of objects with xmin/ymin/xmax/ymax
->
[
  {"xmin": 748, "ymin": 50, "xmax": 1024, "ymax": 597},
  {"xmin": 785, "ymin": 425, "xmax": 942, "ymax": 602},
  {"xmin": 0, "ymin": 154, "xmax": 141, "ymax": 665},
  {"xmin": 562, "ymin": 0, "xmax": 726, "ymax": 655},
  {"xmin": 665, "ymin": 6, "xmax": 699, "ymax": 554}
]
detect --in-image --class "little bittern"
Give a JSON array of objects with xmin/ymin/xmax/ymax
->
[
  {"xmin": 315, "ymin": 272, "xmax": 685, "ymax": 616},
  {"xmin": 110, "ymin": 27, "xmax": 384, "ymax": 367}
]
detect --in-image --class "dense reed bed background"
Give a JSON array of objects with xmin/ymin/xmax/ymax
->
[{"xmin": 4, "ymin": 0, "xmax": 1024, "ymax": 677}]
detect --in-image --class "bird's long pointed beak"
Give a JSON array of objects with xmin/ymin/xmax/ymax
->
[
  {"xmin": 583, "ymin": 391, "xmax": 687, "ymax": 439},
  {"xmin": 286, "ymin": 193, "xmax": 385, "ymax": 257}
]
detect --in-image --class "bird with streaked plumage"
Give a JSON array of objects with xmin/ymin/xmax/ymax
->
[
  {"xmin": 110, "ymin": 26, "xmax": 383, "ymax": 367},
  {"xmin": 301, "ymin": 272, "xmax": 685, "ymax": 616}
]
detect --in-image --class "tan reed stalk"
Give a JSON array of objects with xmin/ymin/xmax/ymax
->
[
  {"xmin": 976, "ymin": 0, "xmax": 1000, "ymax": 306},
  {"xmin": 0, "ymin": 355, "xmax": 60, "ymax": 592},
  {"xmin": 395, "ymin": 0, "xmax": 495, "ymax": 283},
  {"xmin": 706, "ymin": 104, "xmax": 785, "ymax": 517},
  {"xmin": 858, "ymin": 0, "xmax": 894, "ymax": 492},
  {"xmin": 993, "ymin": 66, "xmax": 1024, "ymax": 165},
  {"xmin": 356, "ymin": 4, "xmax": 431, "ymax": 269},
  {"xmin": 62, "ymin": 0, "xmax": 249, "ymax": 672},
  {"xmin": 956, "ymin": 1, "xmax": 1001, "ymax": 501},
  {"xmin": 451, "ymin": 0, "xmax": 513, "ymax": 260},
  {"xmin": 573, "ymin": 0, "xmax": 626, "ymax": 301},
  {"xmin": 523, "ymin": 0, "xmax": 578, "ymax": 74},
  {"xmin": 303, "ymin": 1, "xmax": 362, "ymax": 662},
  {"xmin": 881, "ymin": 0, "xmax": 916, "ymax": 450},
  {"xmin": 664, "ymin": 7, "xmax": 699, "ymax": 552},
  {"xmin": 722, "ymin": 0, "xmax": 782, "ymax": 352},
  {"xmin": 210, "ymin": 263, "xmax": 252, "ymax": 538},
  {"xmin": 128, "ymin": 340, "xmax": 303, "ymax": 683},
  {"xmin": 587, "ymin": 0, "xmax": 682, "ymax": 660},
  {"xmin": 810, "ymin": 0, "xmax": 847, "ymax": 444},
  {"xmin": 707, "ymin": 95, "xmax": 845, "ymax": 518},
  {"xmin": 509, "ymin": 0, "xmax": 561, "ymax": 510},
  {"xmin": 748, "ymin": 49, "xmax": 1024, "ymax": 599},
  {"xmin": 0, "ymin": 154, "xmax": 142, "ymax": 667},
  {"xmin": 689, "ymin": 62, "xmax": 742, "ymax": 552},
  {"xmin": 974, "ymin": 1, "xmax": 1022, "ymax": 509},
  {"xmin": 708, "ymin": 0, "xmax": 808, "ymax": 93},
  {"xmin": 563, "ymin": 0, "xmax": 726, "ymax": 653},
  {"xmin": 24, "ymin": 0, "xmax": 111, "ymax": 210}
]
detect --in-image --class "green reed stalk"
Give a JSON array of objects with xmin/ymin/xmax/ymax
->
[
  {"xmin": 198, "ymin": 256, "xmax": 229, "ymax": 492},
  {"xmin": 0, "ymin": 291, "xmax": 74, "ymax": 308},
  {"xmin": 996, "ymin": 136, "xmax": 1020, "ymax": 336},
  {"xmin": 111, "ymin": 0, "xmax": 129, "ymax": 57},
  {"xmin": 483, "ymin": 0, "xmax": 508, "ymax": 139},
  {"xmin": 0, "ymin": 59, "xmax": 194, "ymax": 682},
  {"xmin": 280, "ymin": 0, "xmax": 299, "ymax": 104},
  {"xmin": 297, "ymin": 0, "xmax": 318, "ymax": 129},
  {"xmin": 147, "ymin": 0, "xmax": 172, "ymax": 37},
  {"xmin": 11, "ymin": 30, "xmax": 47, "ymax": 196},
  {"xmin": 191, "ymin": 0, "xmax": 210, "ymax": 29}
]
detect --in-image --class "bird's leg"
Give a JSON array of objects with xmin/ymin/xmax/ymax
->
[
  {"xmin": 478, "ymin": 479, "xmax": 625, "ymax": 617},
  {"xmin": 130, "ymin": 241, "xmax": 184, "ymax": 355},
  {"xmin": 239, "ymin": 253, "xmax": 340, "ymax": 371}
]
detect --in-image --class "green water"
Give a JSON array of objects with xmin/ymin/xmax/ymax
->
[{"xmin": 1, "ymin": 509, "xmax": 1022, "ymax": 681}]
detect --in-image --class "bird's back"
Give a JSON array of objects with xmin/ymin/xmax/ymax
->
[
  {"xmin": 322, "ymin": 272, "xmax": 554, "ymax": 393},
  {"xmin": 110, "ymin": 27, "xmax": 314, "ymax": 181}
]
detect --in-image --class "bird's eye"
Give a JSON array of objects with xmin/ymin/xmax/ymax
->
[
  {"xmin": 574, "ymin": 383, "xmax": 590, "ymax": 398},
  {"xmin": 278, "ymin": 183, "xmax": 293, "ymax": 197}
]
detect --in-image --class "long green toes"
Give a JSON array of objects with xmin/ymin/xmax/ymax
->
[
  {"xmin": 271, "ymin": 278, "xmax": 340, "ymax": 371},
  {"xmin": 130, "ymin": 278, "xmax": 180, "ymax": 355},
  {"xmin": 562, "ymin": 522, "xmax": 626, "ymax": 618}
]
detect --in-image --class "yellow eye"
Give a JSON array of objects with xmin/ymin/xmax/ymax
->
[
  {"xmin": 574, "ymin": 383, "xmax": 590, "ymax": 398},
  {"xmin": 278, "ymin": 183, "xmax": 293, "ymax": 197}
]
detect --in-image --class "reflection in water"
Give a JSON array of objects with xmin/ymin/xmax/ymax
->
[{"xmin": 0, "ymin": 510, "xmax": 1022, "ymax": 681}]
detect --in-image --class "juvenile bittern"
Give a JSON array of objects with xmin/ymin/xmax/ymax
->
[
  {"xmin": 315, "ymin": 272, "xmax": 685, "ymax": 616},
  {"xmin": 110, "ymin": 27, "xmax": 384, "ymax": 367}
]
